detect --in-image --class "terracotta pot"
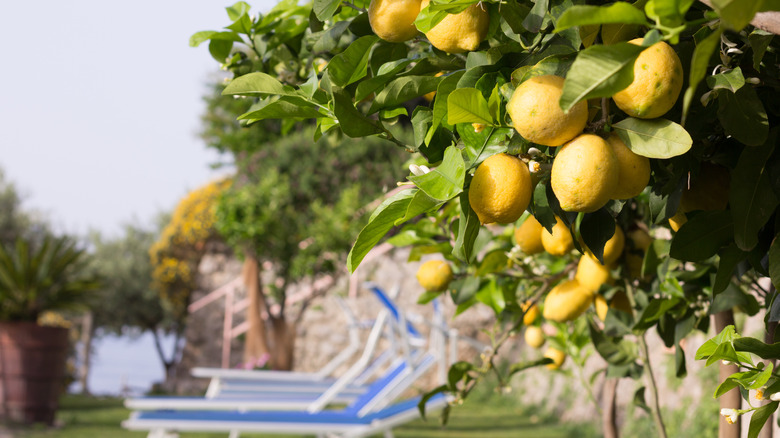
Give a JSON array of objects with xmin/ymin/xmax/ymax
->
[{"xmin": 0, "ymin": 322, "xmax": 69, "ymax": 425}]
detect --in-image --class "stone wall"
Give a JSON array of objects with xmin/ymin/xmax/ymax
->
[{"xmin": 174, "ymin": 243, "xmax": 776, "ymax": 435}]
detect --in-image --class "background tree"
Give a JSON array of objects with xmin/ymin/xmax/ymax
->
[
  {"xmin": 193, "ymin": 2, "xmax": 780, "ymax": 437},
  {"xmin": 0, "ymin": 168, "xmax": 48, "ymax": 247},
  {"xmin": 202, "ymin": 80, "xmax": 408, "ymax": 369},
  {"xmin": 83, "ymin": 221, "xmax": 178, "ymax": 394},
  {"xmin": 148, "ymin": 179, "xmax": 229, "ymax": 382}
]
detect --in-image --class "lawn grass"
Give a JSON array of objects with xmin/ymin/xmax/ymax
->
[{"xmin": 10, "ymin": 392, "xmax": 598, "ymax": 438}]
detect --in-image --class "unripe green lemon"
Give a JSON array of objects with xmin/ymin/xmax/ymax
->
[{"xmin": 508, "ymin": 75, "xmax": 588, "ymax": 147}]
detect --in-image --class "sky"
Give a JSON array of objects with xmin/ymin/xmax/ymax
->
[{"xmin": 0, "ymin": 0, "xmax": 276, "ymax": 238}]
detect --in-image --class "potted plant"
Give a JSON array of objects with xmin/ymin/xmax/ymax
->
[{"xmin": 0, "ymin": 234, "xmax": 99, "ymax": 425}]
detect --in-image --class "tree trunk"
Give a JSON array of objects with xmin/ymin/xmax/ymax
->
[
  {"xmin": 714, "ymin": 310, "xmax": 741, "ymax": 438},
  {"xmin": 78, "ymin": 312, "xmax": 93, "ymax": 395},
  {"xmin": 270, "ymin": 317, "xmax": 296, "ymax": 371},
  {"xmin": 602, "ymin": 378, "xmax": 620, "ymax": 438},
  {"xmin": 242, "ymin": 255, "xmax": 271, "ymax": 364},
  {"xmin": 760, "ymin": 321, "xmax": 778, "ymax": 438}
]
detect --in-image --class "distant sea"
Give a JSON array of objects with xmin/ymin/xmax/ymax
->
[{"xmin": 71, "ymin": 332, "xmax": 175, "ymax": 396}]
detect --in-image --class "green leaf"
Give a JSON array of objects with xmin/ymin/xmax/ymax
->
[
  {"xmin": 408, "ymin": 146, "xmax": 466, "ymax": 201},
  {"xmin": 332, "ymin": 88, "xmax": 383, "ymax": 138},
  {"xmin": 475, "ymin": 279, "xmax": 506, "ymax": 314},
  {"xmin": 682, "ymin": 28, "xmax": 722, "ymax": 125},
  {"xmin": 669, "ymin": 211, "xmax": 734, "ymax": 261},
  {"xmin": 368, "ymin": 76, "xmax": 440, "ymax": 114},
  {"xmin": 612, "ymin": 118, "xmax": 693, "ymax": 159},
  {"xmin": 347, "ymin": 189, "xmax": 416, "ymax": 273},
  {"xmin": 415, "ymin": 0, "xmax": 476, "ymax": 33},
  {"xmin": 749, "ymin": 30, "xmax": 774, "ymax": 71},
  {"xmin": 226, "ymin": 2, "xmax": 251, "ymax": 21},
  {"xmin": 223, "ymin": 72, "xmax": 295, "ymax": 97},
  {"xmin": 355, "ymin": 59, "xmax": 415, "ymax": 102},
  {"xmin": 579, "ymin": 210, "xmax": 615, "ymax": 264},
  {"xmin": 511, "ymin": 53, "xmax": 576, "ymax": 85},
  {"xmin": 523, "ymin": 0, "xmax": 549, "ymax": 33},
  {"xmin": 238, "ymin": 97, "xmax": 323, "ymax": 121},
  {"xmin": 748, "ymin": 402, "xmax": 779, "ymax": 438},
  {"xmin": 426, "ymin": 71, "xmax": 465, "ymax": 146},
  {"xmin": 459, "ymin": 127, "xmax": 511, "ymax": 169},
  {"xmin": 313, "ymin": 0, "xmax": 342, "ymax": 20},
  {"xmin": 447, "ymin": 88, "xmax": 494, "ymax": 125},
  {"xmin": 453, "ymin": 191, "xmax": 480, "ymax": 263},
  {"xmin": 208, "ymin": 39, "xmax": 234, "ymax": 63},
  {"xmin": 730, "ymin": 132, "xmax": 778, "ymax": 250},
  {"xmin": 555, "ymin": 3, "xmax": 648, "ymax": 32},
  {"xmin": 328, "ymin": 35, "xmax": 379, "ymax": 87},
  {"xmin": 706, "ymin": 67, "xmax": 745, "ymax": 93},
  {"xmin": 711, "ymin": 0, "xmax": 763, "ymax": 31},
  {"xmin": 734, "ymin": 337, "xmax": 780, "ymax": 360},
  {"xmin": 714, "ymin": 244, "xmax": 747, "ymax": 295},
  {"xmin": 559, "ymin": 42, "xmax": 645, "ymax": 112},
  {"xmin": 717, "ymin": 85, "xmax": 769, "ymax": 146},
  {"xmin": 190, "ymin": 31, "xmax": 217, "ymax": 47},
  {"xmin": 476, "ymin": 250, "xmax": 510, "ymax": 276},
  {"xmin": 395, "ymin": 190, "xmax": 446, "ymax": 225}
]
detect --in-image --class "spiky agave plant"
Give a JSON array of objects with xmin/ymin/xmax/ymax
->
[{"xmin": 0, "ymin": 235, "xmax": 100, "ymax": 322}]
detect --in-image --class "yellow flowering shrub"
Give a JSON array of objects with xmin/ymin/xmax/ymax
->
[{"xmin": 150, "ymin": 178, "xmax": 230, "ymax": 317}]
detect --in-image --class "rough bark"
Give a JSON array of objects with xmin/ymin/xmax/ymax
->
[
  {"xmin": 270, "ymin": 317, "xmax": 296, "ymax": 371},
  {"xmin": 242, "ymin": 255, "xmax": 271, "ymax": 364},
  {"xmin": 602, "ymin": 378, "xmax": 620, "ymax": 438},
  {"xmin": 714, "ymin": 310, "xmax": 741, "ymax": 438},
  {"xmin": 78, "ymin": 312, "xmax": 93, "ymax": 395}
]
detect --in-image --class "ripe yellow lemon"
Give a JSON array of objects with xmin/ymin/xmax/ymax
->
[
  {"xmin": 551, "ymin": 134, "xmax": 619, "ymax": 213},
  {"xmin": 507, "ymin": 75, "xmax": 589, "ymax": 147},
  {"xmin": 543, "ymin": 279, "xmax": 595, "ymax": 322},
  {"xmin": 541, "ymin": 216, "xmax": 574, "ymax": 256},
  {"xmin": 612, "ymin": 39, "xmax": 683, "ymax": 119},
  {"xmin": 368, "ymin": 0, "xmax": 421, "ymax": 42},
  {"xmin": 524, "ymin": 326, "xmax": 545, "ymax": 349},
  {"xmin": 607, "ymin": 134, "xmax": 651, "ymax": 200},
  {"xmin": 544, "ymin": 347, "xmax": 566, "ymax": 370},
  {"xmin": 514, "ymin": 216, "xmax": 545, "ymax": 255},
  {"xmin": 468, "ymin": 153, "xmax": 532, "ymax": 224},
  {"xmin": 627, "ymin": 227, "xmax": 652, "ymax": 251},
  {"xmin": 668, "ymin": 210, "xmax": 687, "ymax": 232},
  {"xmin": 416, "ymin": 260, "xmax": 453, "ymax": 292},
  {"xmin": 584, "ymin": 226, "xmax": 625, "ymax": 265},
  {"xmin": 575, "ymin": 255, "xmax": 612, "ymax": 292},
  {"xmin": 521, "ymin": 301, "xmax": 540, "ymax": 325},
  {"xmin": 595, "ymin": 294, "xmax": 609, "ymax": 321},
  {"xmin": 422, "ymin": 0, "xmax": 489, "ymax": 53}
]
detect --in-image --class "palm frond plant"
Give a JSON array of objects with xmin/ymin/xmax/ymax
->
[
  {"xmin": 0, "ymin": 234, "xmax": 101, "ymax": 425},
  {"xmin": 0, "ymin": 234, "xmax": 100, "ymax": 321}
]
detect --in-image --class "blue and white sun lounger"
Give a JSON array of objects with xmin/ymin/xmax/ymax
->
[
  {"xmin": 125, "ymin": 285, "xmax": 430, "ymax": 412},
  {"xmin": 123, "ymin": 392, "xmax": 450, "ymax": 438}
]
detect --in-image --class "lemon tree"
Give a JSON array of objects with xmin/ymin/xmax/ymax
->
[{"xmin": 192, "ymin": 1, "xmax": 780, "ymax": 437}]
